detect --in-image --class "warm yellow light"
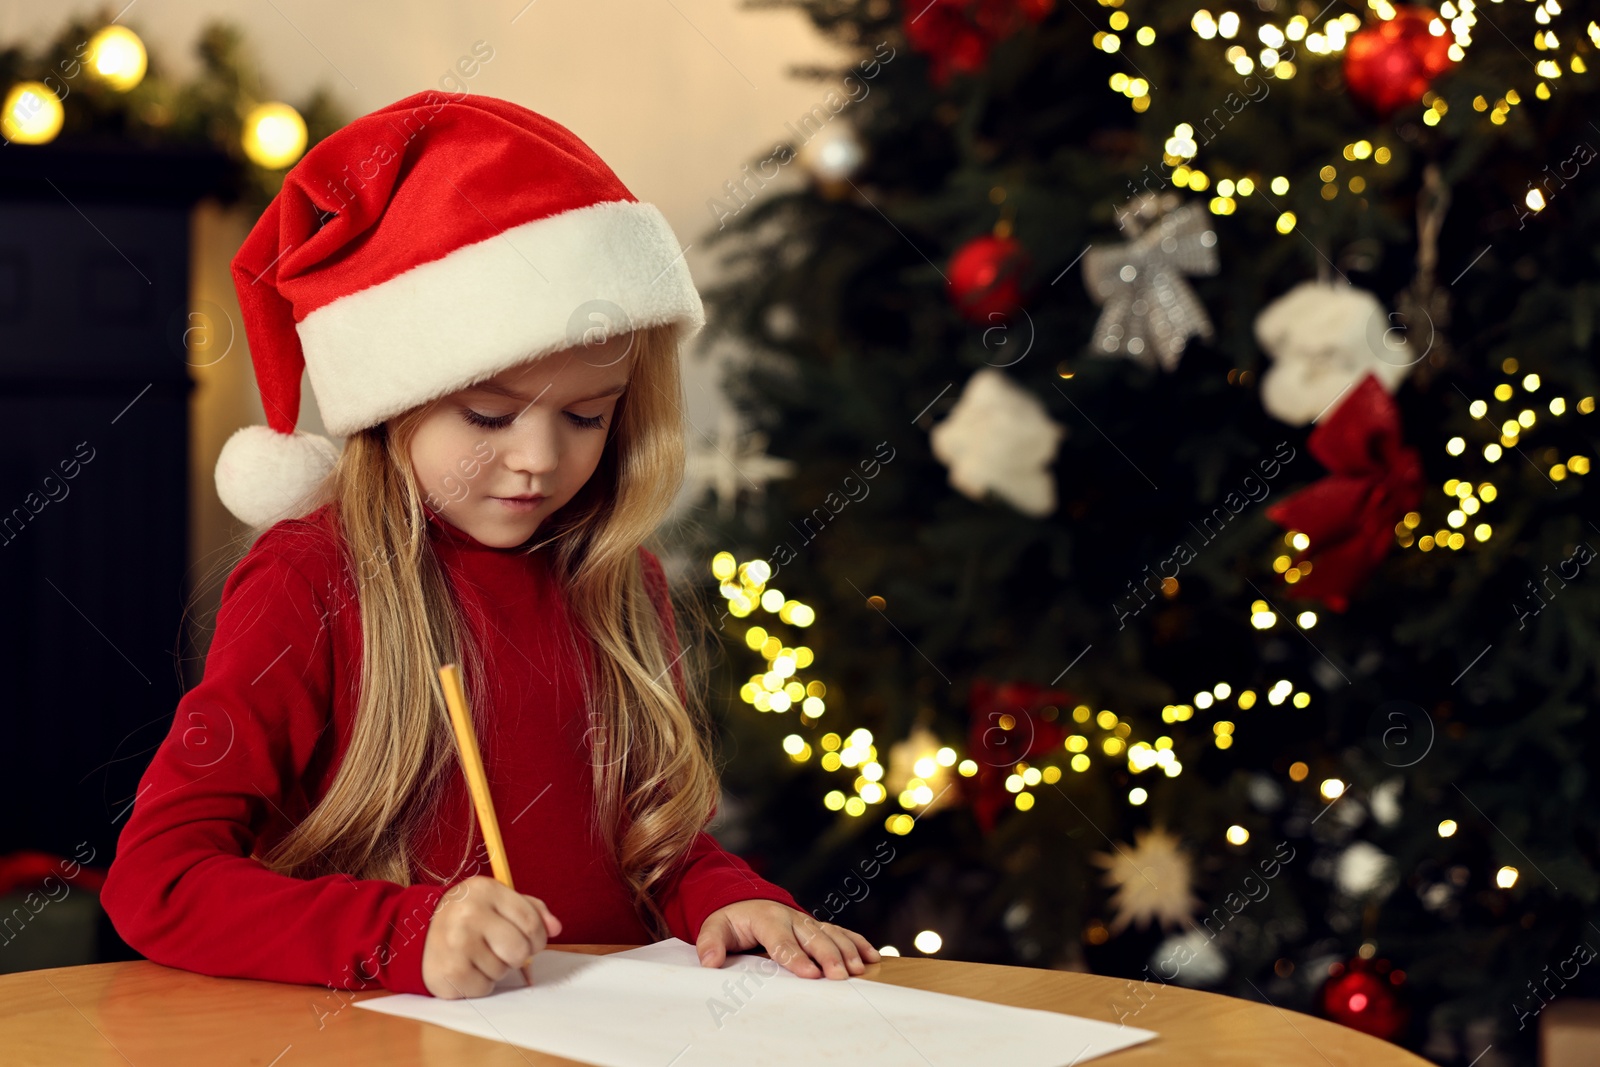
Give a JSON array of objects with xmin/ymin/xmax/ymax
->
[
  {"xmin": 87, "ymin": 26, "xmax": 148, "ymax": 92},
  {"xmin": 1, "ymin": 82, "xmax": 64, "ymax": 145},
  {"xmin": 242, "ymin": 102, "xmax": 309, "ymax": 170},
  {"xmin": 1438, "ymin": 819, "xmax": 1457, "ymax": 837},
  {"xmin": 1496, "ymin": 866, "xmax": 1519, "ymax": 889},
  {"xmin": 1288, "ymin": 761, "xmax": 1309, "ymax": 782},
  {"xmin": 914, "ymin": 930, "xmax": 943, "ymax": 953},
  {"xmin": 1129, "ymin": 787, "xmax": 1148, "ymax": 805},
  {"xmin": 1276, "ymin": 212, "xmax": 1297, "ymax": 234},
  {"xmin": 1226, "ymin": 825, "xmax": 1250, "ymax": 845},
  {"xmin": 1320, "ymin": 778, "xmax": 1346, "ymax": 800}
]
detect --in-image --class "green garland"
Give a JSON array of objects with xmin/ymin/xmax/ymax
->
[{"xmin": 0, "ymin": 5, "xmax": 347, "ymax": 214}]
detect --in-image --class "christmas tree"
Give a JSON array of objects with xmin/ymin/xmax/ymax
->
[{"xmin": 681, "ymin": 1, "xmax": 1600, "ymax": 1063}]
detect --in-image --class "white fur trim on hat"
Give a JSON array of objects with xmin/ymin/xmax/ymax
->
[
  {"xmin": 215, "ymin": 425, "xmax": 339, "ymax": 528},
  {"xmin": 297, "ymin": 198, "xmax": 705, "ymax": 437}
]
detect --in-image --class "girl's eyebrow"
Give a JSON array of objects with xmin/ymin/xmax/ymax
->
[{"xmin": 468, "ymin": 381, "xmax": 628, "ymax": 403}]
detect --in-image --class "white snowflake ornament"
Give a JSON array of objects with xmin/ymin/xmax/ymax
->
[
  {"xmin": 928, "ymin": 368, "xmax": 1066, "ymax": 517},
  {"xmin": 683, "ymin": 407, "xmax": 798, "ymax": 519},
  {"xmin": 1092, "ymin": 826, "xmax": 1201, "ymax": 935}
]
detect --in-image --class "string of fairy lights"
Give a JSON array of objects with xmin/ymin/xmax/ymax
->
[
  {"xmin": 1398, "ymin": 358, "xmax": 1593, "ymax": 552},
  {"xmin": 1096, "ymin": 0, "xmax": 1593, "ymax": 233},
  {"xmin": 713, "ymin": 361, "xmax": 1586, "ymax": 877},
  {"xmin": 712, "ymin": 551, "xmax": 1336, "ymax": 849},
  {"xmin": 1, "ymin": 24, "xmax": 310, "ymax": 169}
]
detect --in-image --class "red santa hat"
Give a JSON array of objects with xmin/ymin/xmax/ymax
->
[{"xmin": 216, "ymin": 90, "xmax": 705, "ymax": 526}]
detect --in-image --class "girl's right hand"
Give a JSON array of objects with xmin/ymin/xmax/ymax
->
[{"xmin": 421, "ymin": 875, "xmax": 562, "ymax": 998}]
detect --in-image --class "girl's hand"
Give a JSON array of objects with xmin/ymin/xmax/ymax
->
[
  {"xmin": 695, "ymin": 899, "xmax": 881, "ymax": 979},
  {"xmin": 421, "ymin": 875, "xmax": 562, "ymax": 998}
]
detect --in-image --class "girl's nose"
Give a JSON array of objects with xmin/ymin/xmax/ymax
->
[{"xmin": 498, "ymin": 413, "xmax": 561, "ymax": 476}]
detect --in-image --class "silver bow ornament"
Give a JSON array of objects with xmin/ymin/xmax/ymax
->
[{"xmin": 1082, "ymin": 202, "xmax": 1220, "ymax": 371}]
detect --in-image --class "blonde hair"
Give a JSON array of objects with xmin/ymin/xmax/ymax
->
[{"xmin": 249, "ymin": 323, "xmax": 719, "ymax": 939}]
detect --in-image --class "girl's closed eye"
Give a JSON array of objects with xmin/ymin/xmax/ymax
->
[{"xmin": 460, "ymin": 408, "xmax": 607, "ymax": 430}]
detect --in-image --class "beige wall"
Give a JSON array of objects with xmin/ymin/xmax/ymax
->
[{"xmin": 3, "ymin": 0, "xmax": 849, "ymax": 654}]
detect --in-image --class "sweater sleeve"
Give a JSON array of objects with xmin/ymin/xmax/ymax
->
[
  {"xmin": 635, "ymin": 547, "xmax": 811, "ymax": 942},
  {"xmin": 99, "ymin": 524, "xmax": 448, "ymax": 995},
  {"xmin": 657, "ymin": 831, "xmax": 811, "ymax": 944}
]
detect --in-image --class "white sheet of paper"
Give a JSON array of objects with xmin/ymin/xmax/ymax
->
[{"xmin": 355, "ymin": 937, "xmax": 1155, "ymax": 1066}]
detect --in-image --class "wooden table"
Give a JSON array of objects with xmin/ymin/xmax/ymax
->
[{"xmin": 0, "ymin": 945, "xmax": 1434, "ymax": 1066}]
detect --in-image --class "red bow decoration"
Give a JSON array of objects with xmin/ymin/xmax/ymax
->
[
  {"xmin": 903, "ymin": 0, "xmax": 1055, "ymax": 87},
  {"xmin": 965, "ymin": 678, "xmax": 1071, "ymax": 832},
  {"xmin": 1266, "ymin": 372, "xmax": 1424, "ymax": 612}
]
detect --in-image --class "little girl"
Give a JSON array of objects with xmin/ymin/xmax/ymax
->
[{"xmin": 101, "ymin": 90, "xmax": 877, "ymax": 1000}]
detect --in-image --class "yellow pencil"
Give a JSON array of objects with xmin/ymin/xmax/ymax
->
[{"xmin": 439, "ymin": 662, "xmax": 533, "ymax": 987}]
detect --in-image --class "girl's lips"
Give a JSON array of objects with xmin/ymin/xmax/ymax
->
[{"xmin": 493, "ymin": 495, "xmax": 546, "ymax": 511}]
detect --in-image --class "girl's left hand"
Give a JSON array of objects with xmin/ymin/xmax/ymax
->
[{"xmin": 695, "ymin": 899, "xmax": 881, "ymax": 979}]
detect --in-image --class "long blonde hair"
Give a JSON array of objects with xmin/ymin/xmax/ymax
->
[{"xmin": 253, "ymin": 323, "xmax": 718, "ymax": 939}]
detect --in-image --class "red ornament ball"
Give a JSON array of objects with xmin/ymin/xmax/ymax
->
[
  {"xmin": 904, "ymin": 0, "xmax": 1055, "ymax": 87},
  {"xmin": 946, "ymin": 234, "xmax": 1031, "ymax": 324},
  {"xmin": 1342, "ymin": 8, "xmax": 1456, "ymax": 119},
  {"xmin": 1319, "ymin": 956, "xmax": 1410, "ymax": 1041}
]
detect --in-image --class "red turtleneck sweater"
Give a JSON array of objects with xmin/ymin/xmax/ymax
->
[{"xmin": 100, "ymin": 503, "xmax": 805, "ymax": 995}]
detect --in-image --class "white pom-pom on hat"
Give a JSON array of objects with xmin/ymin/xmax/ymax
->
[{"xmin": 215, "ymin": 425, "xmax": 338, "ymax": 528}]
